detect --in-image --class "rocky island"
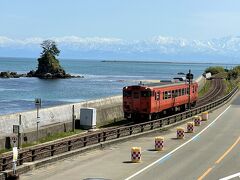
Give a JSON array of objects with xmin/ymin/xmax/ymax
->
[{"xmin": 0, "ymin": 40, "xmax": 83, "ymax": 79}]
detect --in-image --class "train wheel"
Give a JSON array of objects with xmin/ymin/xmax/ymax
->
[
  {"xmin": 191, "ymin": 101, "xmax": 197, "ymax": 107},
  {"xmin": 181, "ymin": 104, "xmax": 186, "ymax": 112}
]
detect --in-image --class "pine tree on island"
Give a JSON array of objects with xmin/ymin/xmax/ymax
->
[{"xmin": 28, "ymin": 40, "xmax": 73, "ymax": 79}]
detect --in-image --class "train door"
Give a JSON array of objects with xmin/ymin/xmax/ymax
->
[
  {"xmin": 155, "ymin": 91, "xmax": 160, "ymax": 112},
  {"xmin": 132, "ymin": 90, "xmax": 140, "ymax": 111},
  {"xmin": 191, "ymin": 84, "xmax": 198, "ymax": 104},
  {"xmin": 172, "ymin": 90, "xmax": 176, "ymax": 107}
]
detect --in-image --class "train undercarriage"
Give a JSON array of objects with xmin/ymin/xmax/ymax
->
[{"xmin": 124, "ymin": 101, "xmax": 197, "ymax": 121}]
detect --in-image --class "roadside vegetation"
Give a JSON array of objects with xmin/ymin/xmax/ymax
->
[
  {"xmin": 205, "ymin": 65, "xmax": 240, "ymax": 93},
  {"xmin": 22, "ymin": 129, "xmax": 84, "ymax": 147},
  {"xmin": 198, "ymin": 80, "xmax": 212, "ymax": 98},
  {"xmin": 98, "ymin": 117, "xmax": 129, "ymax": 128},
  {"xmin": 205, "ymin": 66, "xmax": 226, "ymax": 75}
]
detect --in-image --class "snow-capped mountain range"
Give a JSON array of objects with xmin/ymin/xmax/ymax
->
[{"xmin": 0, "ymin": 35, "xmax": 240, "ymax": 63}]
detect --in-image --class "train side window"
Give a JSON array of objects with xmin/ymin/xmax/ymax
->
[
  {"xmin": 187, "ymin": 88, "xmax": 190, "ymax": 94},
  {"xmin": 156, "ymin": 92, "xmax": 160, "ymax": 100},
  {"xmin": 174, "ymin": 90, "xmax": 178, "ymax": 97},
  {"xmin": 172, "ymin": 90, "xmax": 175, "ymax": 98},
  {"xmin": 164, "ymin": 91, "xmax": 168, "ymax": 99},
  {"xmin": 141, "ymin": 91, "xmax": 151, "ymax": 97},
  {"xmin": 182, "ymin": 88, "xmax": 184, "ymax": 95},
  {"xmin": 123, "ymin": 91, "xmax": 132, "ymax": 97},
  {"xmin": 155, "ymin": 92, "xmax": 160, "ymax": 100},
  {"xmin": 168, "ymin": 91, "xmax": 171, "ymax": 98},
  {"xmin": 178, "ymin": 89, "xmax": 181, "ymax": 96},
  {"xmin": 192, "ymin": 86, "xmax": 195, "ymax": 93}
]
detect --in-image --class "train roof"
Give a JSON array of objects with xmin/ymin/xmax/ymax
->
[
  {"xmin": 125, "ymin": 80, "xmax": 197, "ymax": 89},
  {"xmin": 141, "ymin": 81, "xmax": 186, "ymax": 88}
]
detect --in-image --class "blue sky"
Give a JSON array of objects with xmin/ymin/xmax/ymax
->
[{"xmin": 1, "ymin": 0, "xmax": 240, "ymax": 40}]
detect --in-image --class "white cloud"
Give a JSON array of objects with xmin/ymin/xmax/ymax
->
[{"xmin": 0, "ymin": 36, "xmax": 124, "ymax": 46}]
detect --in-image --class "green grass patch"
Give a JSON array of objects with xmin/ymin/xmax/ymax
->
[
  {"xmin": 0, "ymin": 129, "xmax": 84, "ymax": 155},
  {"xmin": 224, "ymin": 79, "xmax": 234, "ymax": 94},
  {"xmin": 198, "ymin": 80, "xmax": 212, "ymax": 98},
  {"xmin": 38, "ymin": 129, "xmax": 84, "ymax": 144},
  {"xmin": 98, "ymin": 118, "xmax": 129, "ymax": 128},
  {"xmin": 224, "ymin": 78, "xmax": 240, "ymax": 94},
  {"xmin": 0, "ymin": 148, "xmax": 10, "ymax": 154}
]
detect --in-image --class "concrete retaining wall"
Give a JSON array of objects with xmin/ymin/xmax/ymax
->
[
  {"xmin": 0, "ymin": 95, "xmax": 122, "ymax": 135},
  {"xmin": 195, "ymin": 75, "xmax": 206, "ymax": 91},
  {"xmin": 0, "ymin": 122, "xmax": 73, "ymax": 149}
]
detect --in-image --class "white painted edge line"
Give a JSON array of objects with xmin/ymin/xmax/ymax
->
[
  {"xmin": 124, "ymin": 105, "xmax": 232, "ymax": 180},
  {"xmin": 219, "ymin": 172, "xmax": 240, "ymax": 180}
]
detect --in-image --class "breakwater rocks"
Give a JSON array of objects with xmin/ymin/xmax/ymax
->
[
  {"xmin": 0, "ymin": 71, "xmax": 84, "ymax": 79},
  {"xmin": 0, "ymin": 71, "xmax": 25, "ymax": 78},
  {"xmin": 27, "ymin": 70, "xmax": 84, "ymax": 79}
]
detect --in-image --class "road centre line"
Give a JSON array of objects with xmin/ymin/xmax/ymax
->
[
  {"xmin": 124, "ymin": 105, "xmax": 231, "ymax": 180},
  {"xmin": 198, "ymin": 136, "xmax": 240, "ymax": 180},
  {"xmin": 198, "ymin": 167, "xmax": 213, "ymax": 180},
  {"xmin": 215, "ymin": 136, "xmax": 240, "ymax": 164}
]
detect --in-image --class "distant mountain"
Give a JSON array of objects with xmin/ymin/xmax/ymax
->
[{"xmin": 0, "ymin": 35, "xmax": 240, "ymax": 63}]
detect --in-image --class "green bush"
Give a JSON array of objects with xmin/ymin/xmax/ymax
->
[
  {"xmin": 227, "ymin": 66, "xmax": 240, "ymax": 80},
  {"xmin": 205, "ymin": 66, "xmax": 225, "ymax": 75}
]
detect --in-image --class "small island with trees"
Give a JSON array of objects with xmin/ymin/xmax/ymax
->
[{"xmin": 0, "ymin": 40, "xmax": 83, "ymax": 79}]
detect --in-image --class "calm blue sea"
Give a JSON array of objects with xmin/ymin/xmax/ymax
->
[{"xmin": 0, "ymin": 57, "xmax": 232, "ymax": 115}]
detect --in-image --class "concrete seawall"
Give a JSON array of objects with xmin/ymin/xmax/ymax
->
[{"xmin": 0, "ymin": 95, "xmax": 122, "ymax": 136}]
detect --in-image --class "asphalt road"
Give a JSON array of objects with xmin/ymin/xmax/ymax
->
[{"xmin": 21, "ymin": 93, "xmax": 240, "ymax": 180}]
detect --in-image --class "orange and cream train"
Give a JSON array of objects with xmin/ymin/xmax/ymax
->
[{"xmin": 123, "ymin": 81, "xmax": 198, "ymax": 121}]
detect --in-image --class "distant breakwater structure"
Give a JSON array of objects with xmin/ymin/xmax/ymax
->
[{"xmin": 0, "ymin": 40, "xmax": 83, "ymax": 79}]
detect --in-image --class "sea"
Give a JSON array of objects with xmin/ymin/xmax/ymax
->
[{"xmin": 0, "ymin": 57, "xmax": 233, "ymax": 115}]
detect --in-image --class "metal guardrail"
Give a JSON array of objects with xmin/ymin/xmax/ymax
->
[{"xmin": 0, "ymin": 87, "xmax": 238, "ymax": 171}]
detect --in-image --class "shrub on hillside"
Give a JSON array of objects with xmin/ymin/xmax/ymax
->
[
  {"xmin": 227, "ymin": 66, "xmax": 240, "ymax": 80},
  {"xmin": 205, "ymin": 66, "xmax": 225, "ymax": 75}
]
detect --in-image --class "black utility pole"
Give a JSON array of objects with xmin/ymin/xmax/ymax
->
[
  {"xmin": 18, "ymin": 114, "xmax": 21, "ymax": 149},
  {"xmin": 72, "ymin": 105, "xmax": 75, "ymax": 132}
]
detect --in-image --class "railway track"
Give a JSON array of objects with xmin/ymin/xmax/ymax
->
[
  {"xmin": 106, "ymin": 78, "xmax": 225, "ymax": 129},
  {"xmin": 196, "ymin": 78, "xmax": 225, "ymax": 107}
]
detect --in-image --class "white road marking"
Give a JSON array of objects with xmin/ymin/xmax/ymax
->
[
  {"xmin": 124, "ymin": 105, "xmax": 232, "ymax": 180},
  {"xmin": 219, "ymin": 172, "xmax": 240, "ymax": 180}
]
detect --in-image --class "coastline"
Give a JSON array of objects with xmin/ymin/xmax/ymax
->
[{"xmin": 101, "ymin": 60, "xmax": 237, "ymax": 65}]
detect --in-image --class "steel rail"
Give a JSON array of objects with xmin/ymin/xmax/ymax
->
[{"xmin": 196, "ymin": 78, "xmax": 224, "ymax": 107}]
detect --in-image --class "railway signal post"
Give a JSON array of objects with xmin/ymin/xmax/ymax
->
[
  {"xmin": 7, "ymin": 136, "xmax": 20, "ymax": 180},
  {"xmin": 35, "ymin": 98, "xmax": 41, "ymax": 143},
  {"xmin": 186, "ymin": 69, "xmax": 193, "ymax": 110}
]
